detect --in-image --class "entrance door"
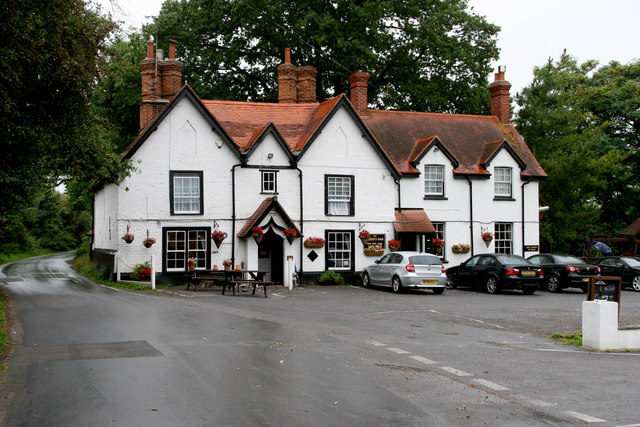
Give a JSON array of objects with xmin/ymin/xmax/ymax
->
[{"xmin": 258, "ymin": 228, "xmax": 284, "ymax": 284}]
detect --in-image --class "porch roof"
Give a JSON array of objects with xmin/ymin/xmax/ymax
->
[
  {"xmin": 237, "ymin": 197, "xmax": 300, "ymax": 238},
  {"xmin": 394, "ymin": 209, "xmax": 435, "ymax": 233}
]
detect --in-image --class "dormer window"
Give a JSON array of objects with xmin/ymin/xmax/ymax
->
[
  {"xmin": 494, "ymin": 167, "xmax": 512, "ymax": 198},
  {"xmin": 424, "ymin": 165, "xmax": 444, "ymax": 197}
]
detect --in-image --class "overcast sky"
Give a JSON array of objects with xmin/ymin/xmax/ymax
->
[{"xmin": 98, "ymin": 0, "xmax": 640, "ymax": 95}]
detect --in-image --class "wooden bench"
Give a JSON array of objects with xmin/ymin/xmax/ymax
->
[
  {"xmin": 225, "ymin": 280, "xmax": 276, "ymax": 297},
  {"xmin": 185, "ymin": 273, "xmax": 224, "ymax": 292}
]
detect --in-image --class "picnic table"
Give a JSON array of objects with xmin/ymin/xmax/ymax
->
[{"xmin": 186, "ymin": 269, "xmax": 274, "ymax": 297}]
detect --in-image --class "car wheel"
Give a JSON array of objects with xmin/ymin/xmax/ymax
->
[
  {"xmin": 433, "ymin": 288, "xmax": 444, "ymax": 295},
  {"xmin": 522, "ymin": 286, "xmax": 536, "ymax": 295},
  {"xmin": 445, "ymin": 274, "xmax": 456, "ymax": 289},
  {"xmin": 632, "ymin": 276, "xmax": 640, "ymax": 292},
  {"xmin": 391, "ymin": 276, "xmax": 403, "ymax": 293},
  {"xmin": 546, "ymin": 274, "xmax": 561, "ymax": 293},
  {"xmin": 362, "ymin": 272, "xmax": 370, "ymax": 288},
  {"xmin": 485, "ymin": 276, "xmax": 499, "ymax": 294}
]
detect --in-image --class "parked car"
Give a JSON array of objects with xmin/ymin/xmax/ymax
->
[
  {"xmin": 446, "ymin": 253, "xmax": 542, "ymax": 294},
  {"xmin": 526, "ymin": 253, "xmax": 600, "ymax": 292},
  {"xmin": 596, "ymin": 256, "xmax": 640, "ymax": 292},
  {"xmin": 362, "ymin": 251, "xmax": 446, "ymax": 294}
]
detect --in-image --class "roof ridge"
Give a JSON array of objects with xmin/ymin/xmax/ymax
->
[{"xmin": 367, "ymin": 109, "xmax": 496, "ymax": 120}]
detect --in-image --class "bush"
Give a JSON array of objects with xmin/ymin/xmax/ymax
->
[
  {"xmin": 131, "ymin": 262, "xmax": 152, "ymax": 281},
  {"xmin": 316, "ymin": 270, "xmax": 345, "ymax": 286}
]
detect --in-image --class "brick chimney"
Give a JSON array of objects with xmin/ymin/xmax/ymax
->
[
  {"xmin": 348, "ymin": 71, "xmax": 369, "ymax": 117},
  {"xmin": 488, "ymin": 66, "xmax": 511, "ymax": 124},
  {"xmin": 139, "ymin": 37, "xmax": 183, "ymax": 129},
  {"xmin": 277, "ymin": 48, "xmax": 297, "ymax": 104},
  {"xmin": 297, "ymin": 65, "xmax": 317, "ymax": 103}
]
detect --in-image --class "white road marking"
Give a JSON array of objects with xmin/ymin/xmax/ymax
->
[
  {"xmin": 363, "ymin": 309, "xmax": 434, "ymax": 315},
  {"xmin": 409, "ymin": 355, "xmax": 437, "ymax": 365},
  {"xmin": 616, "ymin": 424, "xmax": 640, "ymax": 427},
  {"xmin": 473, "ymin": 378, "xmax": 509, "ymax": 391},
  {"xmin": 563, "ymin": 411, "xmax": 606, "ymax": 423},
  {"xmin": 369, "ymin": 340, "xmax": 386, "ymax": 347},
  {"xmin": 387, "ymin": 347, "xmax": 410, "ymax": 354},
  {"xmin": 439, "ymin": 366, "xmax": 472, "ymax": 376},
  {"xmin": 523, "ymin": 398, "xmax": 555, "ymax": 407}
]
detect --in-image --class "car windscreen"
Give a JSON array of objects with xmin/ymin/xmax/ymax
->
[
  {"xmin": 622, "ymin": 257, "xmax": 640, "ymax": 267},
  {"xmin": 553, "ymin": 255, "xmax": 585, "ymax": 264},
  {"xmin": 408, "ymin": 255, "xmax": 441, "ymax": 265}
]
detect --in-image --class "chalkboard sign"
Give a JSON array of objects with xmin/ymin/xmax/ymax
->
[{"xmin": 587, "ymin": 276, "xmax": 621, "ymax": 304}]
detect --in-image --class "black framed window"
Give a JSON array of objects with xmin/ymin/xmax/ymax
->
[
  {"xmin": 424, "ymin": 165, "xmax": 444, "ymax": 196},
  {"xmin": 494, "ymin": 167, "xmax": 512, "ymax": 198},
  {"xmin": 170, "ymin": 171, "xmax": 203, "ymax": 215},
  {"xmin": 164, "ymin": 227, "xmax": 210, "ymax": 272},
  {"xmin": 494, "ymin": 223, "xmax": 512, "ymax": 254},
  {"xmin": 325, "ymin": 230, "xmax": 354, "ymax": 271},
  {"xmin": 261, "ymin": 170, "xmax": 277, "ymax": 194},
  {"xmin": 325, "ymin": 175, "xmax": 354, "ymax": 216}
]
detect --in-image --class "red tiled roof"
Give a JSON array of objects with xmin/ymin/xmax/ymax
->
[
  {"xmin": 363, "ymin": 110, "xmax": 546, "ymax": 178},
  {"xmin": 620, "ymin": 217, "xmax": 640, "ymax": 236},
  {"xmin": 394, "ymin": 209, "xmax": 435, "ymax": 233},
  {"xmin": 237, "ymin": 197, "xmax": 300, "ymax": 238}
]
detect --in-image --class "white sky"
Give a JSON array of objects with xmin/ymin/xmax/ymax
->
[{"xmin": 98, "ymin": 0, "xmax": 640, "ymax": 95}]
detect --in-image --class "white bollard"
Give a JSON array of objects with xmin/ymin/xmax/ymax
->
[
  {"xmin": 116, "ymin": 255, "xmax": 121, "ymax": 282},
  {"xmin": 150, "ymin": 254, "xmax": 156, "ymax": 290},
  {"xmin": 582, "ymin": 301, "xmax": 619, "ymax": 350}
]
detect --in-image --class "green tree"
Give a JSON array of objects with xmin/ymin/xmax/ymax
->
[
  {"xmin": 149, "ymin": 0, "xmax": 499, "ymax": 113},
  {"xmin": 516, "ymin": 52, "xmax": 639, "ymax": 252}
]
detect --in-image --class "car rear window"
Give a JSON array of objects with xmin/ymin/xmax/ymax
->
[
  {"xmin": 408, "ymin": 255, "xmax": 441, "ymax": 265},
  {"xmin": 622, "ymin": 257, "xmax": 640, "ymax": 267},
  {"xmin": 554, "ymin": 255, "xmax": 585, "ymax": 264}
]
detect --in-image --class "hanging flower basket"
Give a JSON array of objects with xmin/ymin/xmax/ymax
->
[
  {"xmin": 121, "ymin": 233, "xmax": 134, "ymax": 244},
  {"xmin": 388, "ymin": 239, "xmax": 401, "ymax": 252},
  {"xmin": 359, "ymin": 229, "xmax": 370, "ymax": 246},
  {"xmin": 284, "ymin": 227, "xmax": 299, "ymax": 245},
  {"xmin": 143, "ymin": 237, "xmax": 156, "ymax": 248},
  {"xmin": 251, "ymin": 226, "xmax": 264, "ymax": 244},
  {"xmin": 432, "ymin": 238, "xmax": 445, "ymax": 249},
  {"xmin": 364, "ymin": 245, "xmax": 384, "ymax": 257},
  {"xmin": 481, "ymin": 232, "xmax": 493, "ymax": 247},
  {"xmin": 211, "ymin": 230, "xmax": 227, "ymax": 248},
  {"xmin": 452, "ymin": 243, "xmax": 470, "ymax": 254},
  {"xmin": 304, "ymin": 237, "xmax": 325, "ymax": 249}
]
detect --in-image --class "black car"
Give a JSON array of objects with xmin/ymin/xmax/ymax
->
[
  {"xmin": 446, "ymin": 253, "xmax": 542, "ymax": 294},
  {"xmin": 596, "ymin": 256, "xmax": 640, "ymax": 292},
  {"xmin": 526, "ymin": 253, "xmax": 600, "ymax": 293}
]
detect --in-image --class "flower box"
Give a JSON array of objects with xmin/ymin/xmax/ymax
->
[{"xmin": 304, "ymin": 237, "xmax": 325, "ymax": 249}]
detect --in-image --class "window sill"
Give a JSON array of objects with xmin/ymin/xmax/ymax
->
[
  {"xmin": 493, "ymin": 197, "xmax": 515, "ymax": 201},
  {"xmin": 171, "ymin": 212, "xmax": 204, "ymax": 216},
  {"xmin": 261, "ymin": 192, "xmax": 278, "ymax": 195},
  {"xmin": 424, "ymin": 195, "xmax": 448, "ymax": 200}
]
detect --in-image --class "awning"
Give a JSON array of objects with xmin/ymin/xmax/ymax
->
[
  {"xmin": 394, "ymin": 208, "xmax": 435, "ymax": 233},
  {"xmin": 237, "ymin": 197, "xmax": 300, "ymax": 238}
]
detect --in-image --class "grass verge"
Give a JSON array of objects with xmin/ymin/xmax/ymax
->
[
  {"xmin": 550, "ymin": 331, "xmax": 582, "ymax": 347},
  {"xmin": 73, "ymin": 252, "xmax": 166, "ymax": 291},
  {"xmin": 0, "ymin": 290, "xmax": 9, "ymax": 371},
  {"xmin": 0, "ymin": 249, "xmax": 54, "ymax": 265}
]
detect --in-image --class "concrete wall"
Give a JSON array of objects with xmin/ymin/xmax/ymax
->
[{"xmin": 582, "ymin": 301, "xmax": 640, "ymax": 350}]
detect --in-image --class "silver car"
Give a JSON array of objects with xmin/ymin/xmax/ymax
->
[{"xmin": 362, "ymin": 251, "xmax": 446, "ymax": 294}]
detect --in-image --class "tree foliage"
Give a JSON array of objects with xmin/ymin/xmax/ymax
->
[
  {"xmin": 516, "ymin": 52, "xmax": 640, "ymax": 253},
  {"xmin": 149, "ymin": 0, "xmax": 499, "ymax": 113}
]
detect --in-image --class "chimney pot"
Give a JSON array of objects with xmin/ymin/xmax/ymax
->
[
  {"xmin": 156, "ymin": 49, "xmax": 164, "ymax": 60},
  {"xmin": 168, "ymin": 40, "xmax": 176, "ymax": 60},
  {"xmin": 284, "ymin": 47, "xmax": 291, "ymax": 64},
  {"xmin": 146, "ymin": 35, "xmax": 154, "ymax": 59}
]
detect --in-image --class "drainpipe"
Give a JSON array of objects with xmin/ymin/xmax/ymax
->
[
  {"xmin": 395, "ymin": 178, "xmax": 401, "ymax": 211},
  {"xmin": 231, "ymin": 163, "xmax": 242, "ymax": 266},
  {"xmin": 466, "ymin": 176, "xmax": 474, "ymax": 256},
  {"xmin": 521, "ymin": 179, "xmax": 530, "ymax": 256},
  {"xmin": 296, "ymin": 166, "xmax": 304, "ymax": 282}
]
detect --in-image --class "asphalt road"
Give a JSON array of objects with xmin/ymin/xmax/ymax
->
[{"xmin": 1, "ymin": 253, "xmax": 639, "ymax": 426}]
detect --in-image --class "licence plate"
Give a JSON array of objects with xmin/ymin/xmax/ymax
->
[
  {"xmin": 422, "ymin": 280, "xmax": 437, "ymax": 284},
  {"xmin": 583, "ymin": 278, "xmax": 589, "ymax": 282},
  {"xmin": 521, "ymin": 271, "xmax": 535, "ymax": 276}
]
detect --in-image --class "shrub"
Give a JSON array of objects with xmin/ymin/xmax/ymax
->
[
  {"xmin": 131, "ymin": 262, "xmax": 151, "ymax": 281},
  {"xmin": 316, "ymin": 270, "xmax": 345, "ymax": 286}
]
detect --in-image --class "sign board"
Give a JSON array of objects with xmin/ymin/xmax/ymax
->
[
  {"xmin": 365, "ymin": 234, "xmax": 386, "ymax": 248},
  {"xmin": 524, "ymin": 245, "xmax": 539, "ymax": 252},
  {"xmin": 587, "ymin": 276, "xmax": 621, "ymax": 304}
]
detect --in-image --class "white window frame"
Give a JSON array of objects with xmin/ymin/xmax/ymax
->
[
  {"xmin": 494, "ymin": 223, "xmax": 512, "ymax": 254},
  {"xmin": 424, "ymin": 165, "xmax": 444, "ymax": 196},
  {"xmin": 326, "ymin": 175, "xmax": 354, "ymax": 216},
  {"xmin": 165, "ymin": 228, "xmax": 209, "ymax": 272},
  {"xmin": 261, "ymin": 170, "xmax": 277, "ymax": 193},
  {"xmin": 171, "ymin": 171, "xmax": 203, "ymax": 214},
  {"xmin": 432, "ymin": 222, "xmax": 445, "ymax": 258},
  {"xmin": 494, "ymin": 167, "xmax": 512, "ymax": 198},
  {"xmin": 326, "ymin": 231, "xmax": 353, "ymax": 270}
]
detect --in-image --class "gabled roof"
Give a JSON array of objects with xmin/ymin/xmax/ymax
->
[
  {"xmin": 363, "ymin": 110, "xmax": 546, "ymax": 179},
  {"xmin": 407, "ymin": 136, "xmax": 459, "ymax": 174},
  {"xmin": 479, "ymin": 139, "xmax": 527, "ymax": 170},
  {"xmin": 237, "ymin": 197, "xmax": 300, "ymax": 238},
  {"xmin": 243, "ymin": 122, "xmax": 295, "ymax": 163}
]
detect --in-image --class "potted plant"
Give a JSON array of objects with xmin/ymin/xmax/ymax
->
[
  {"xmin": 211, "ymin": 230, "xmax": 227, "ymax": 248},
  {"xmin": 121, "ymin": 232, "xmax": 134, "ymax": 244},
  {"xmin": 284, "ymin": 227, "xmax": 299, "ymax": 245},
  {"xmin": 359, "ymin": 229, "xmax": 370, "ymax": 246},
  {"xmin": 481, "ymin": 231, "xmax": 493, "ymax": 247},
  {"xmin": 251, "ymin": 226, "xmax": 264, "ymax": 244},
  {"xmin": 187, "ymin": 257, "xmax": 197, "ymax": 270},
  {"xmin": 304, "ymin": 237, "xmax": 325, "ymax": 249},
  {"xmin": 223, "ymin": 259, "xmax": 232, "ymax": 271},
  {"xmin": 452, "ymin": 243, "xmax": 470, "ymax": 254},
  {"xmin": 143, "ymin": 237, "xmax": 156, "ymax": 248},
  {"xmin": 432, "ymin": 238, "xmax": 444, "ymax": 248},
  {"xmin": 364, "ymin": 244, "xmax": 384, "ymax": 257},
  {"xmin": 388, "ymin": 239, "xmax": 401, "ymax": 252}
]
